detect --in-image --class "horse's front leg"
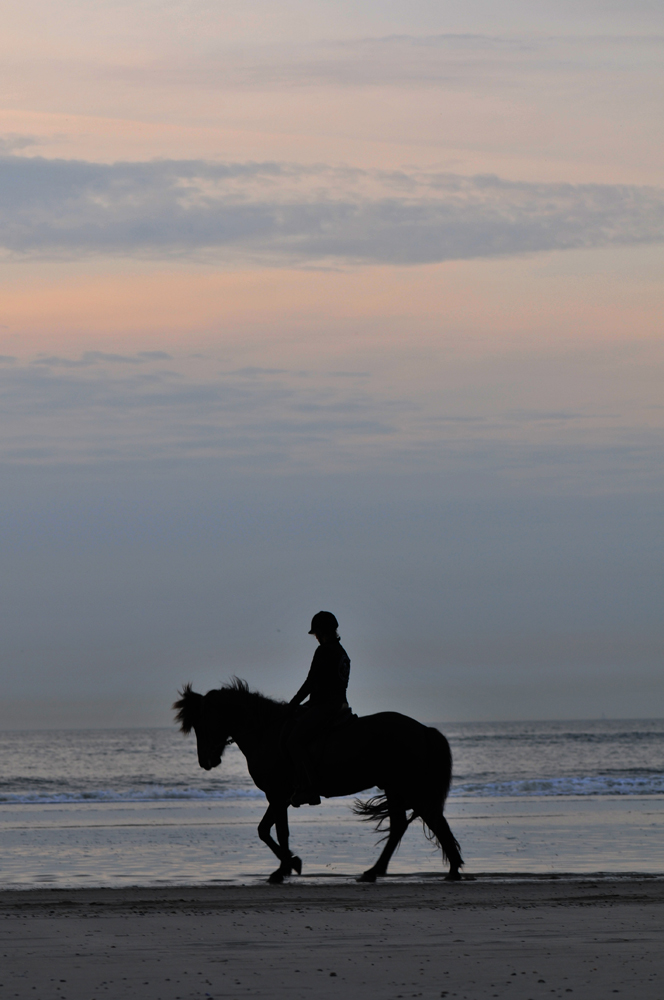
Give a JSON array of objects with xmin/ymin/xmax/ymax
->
[
  {"xmin": 275, "ymin": 805, "xmax": 302, "ymax": 879},
  {"xmin": 257, "ymin": 802, "xmax": 301, "ymax": 884}
]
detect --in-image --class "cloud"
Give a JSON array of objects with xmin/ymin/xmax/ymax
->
[
  {"xmin": 1, "ymin": 153, "xmax": 663, "ymax": 265},
  {"xmin": 0, "ymin": 360, "xmax": 403, "ymax": 471},
  {"xmin": 0, "ymin": 355, "xmax": 661, "ymax": 502},
  {"xmin": 100, "ymin": 32, "xmax": 664, "ymax": 93},
  {"xmin": 0, "ymin": 134, "xmax": 44, "ymax": 154},
  {"xmin": 230, "ymin": 367, "xmax": 291, "ymax": 377},
  {"xmin": 32, "ymin": 351, "xmax": 173, "ymax": 368}
]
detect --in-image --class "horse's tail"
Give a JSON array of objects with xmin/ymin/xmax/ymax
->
[{"xmin": 352, "ymin": 793, "xmax": 391, "ymax": 833}]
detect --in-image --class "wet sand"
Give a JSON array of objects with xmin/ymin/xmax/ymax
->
[
  {"xmin": 3, "ymin": 795, "xmax": 663, "ymax": 888},
  {"xmin": 1, "ymin": 877, "xmax": 663, "ymax": 999}
]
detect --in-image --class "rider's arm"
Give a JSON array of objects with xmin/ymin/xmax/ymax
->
[
  {"xmin": 289, "ymin": 643, "xmax": 329, "ymax": 707},
  {"xmin": 289, "ymin": 675, "xmax": 312, "ymax": 707}
]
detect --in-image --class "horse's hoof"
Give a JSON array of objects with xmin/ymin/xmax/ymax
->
[
  {"xmin": 445, "ymin": 870, "xmax": 462, "ymax": 882},
  {"xmin": 290, "ymin": 855, "xmax": 302, "ymax": 876},
  {"xmin": 268, "ymin": 871, "xmax": 285, "ymax": 884},
  {"xmin": 357, "ymin": 870, "xmax": 377, "ymax": 883}
]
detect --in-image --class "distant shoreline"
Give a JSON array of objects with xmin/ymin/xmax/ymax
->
[{"xmin": 2, "ymin": 716, "xmax": 664, "ymax": 732}]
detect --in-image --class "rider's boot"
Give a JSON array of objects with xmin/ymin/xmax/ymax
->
[{"xmin": 290, "ymin": 762, "xmax": 321, "ymax": 807}]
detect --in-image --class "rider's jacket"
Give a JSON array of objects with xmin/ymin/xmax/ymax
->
[{"xmin": 292, "ymin": 639, "xmax": 350, "ymax": 710}]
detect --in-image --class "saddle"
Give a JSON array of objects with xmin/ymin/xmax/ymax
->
[{"xmin": 329, "ymin": 704, "xmax": 358, "ymax": 731}]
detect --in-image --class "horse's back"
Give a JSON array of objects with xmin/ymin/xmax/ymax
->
[
  {"xmin": 354, "ymin": 710, "xmax": 438, "ymax": 742},
  {"xmin": 330, "ymin": 709, "xmax": 448, "ymax": 747},
  {"xmin": 325, "ymin": 709, "xmax": 449, "ymax": 767}
]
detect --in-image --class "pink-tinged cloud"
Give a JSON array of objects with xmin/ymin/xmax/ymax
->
[{"xmin": 2, "ymin": 155, "xmax": 663, "ymax": 264}]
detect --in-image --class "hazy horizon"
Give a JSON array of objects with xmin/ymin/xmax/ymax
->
[{"xmin": 2, "ymin": 714, "xmax": 663, "ymax": 733}]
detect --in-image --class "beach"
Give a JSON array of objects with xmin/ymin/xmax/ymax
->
[{"xmin": 1, "ymin": 878, "xmax": 663, "ymax": 999}]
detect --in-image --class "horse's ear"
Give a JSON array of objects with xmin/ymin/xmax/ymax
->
[{"xmin": 173, "ymin": 684, "xmax": 202, "ymax": 733}]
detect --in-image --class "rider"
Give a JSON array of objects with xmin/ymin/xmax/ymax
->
[{"xmin": 286, "ymin": 611, "xmax": 351, "ymax": 808}]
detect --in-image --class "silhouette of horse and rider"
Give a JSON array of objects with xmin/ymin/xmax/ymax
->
[{"xmin": 174, "ymin": 612, "xmax": 463, "ymax": 883}]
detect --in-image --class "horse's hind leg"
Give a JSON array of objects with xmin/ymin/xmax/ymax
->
[
  {"xmin": 420, "ymin": 809, "xmax": 463, "ymax": 881},
  {"xmin": 257, "ymin": 803, "xmax": 302, "ymax": 884},
  {"xmin": 357, "ymin": 795, "xmax": 408, "ymax": 883}
]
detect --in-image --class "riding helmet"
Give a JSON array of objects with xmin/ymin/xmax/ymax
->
[{"xmin": 308, "ymin": 611, "xmax": 339, "ymax": 635}]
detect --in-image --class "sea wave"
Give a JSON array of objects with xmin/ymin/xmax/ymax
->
[
  {"xmin": 451, "ymin": 772, "xmax": 664, "ymax": 797},
  {"xmin": 2, "ymin": 773, "xmax": 664, "ymax": 806},
  {"xmin": 0, "ymin": 786, "xmax": 266, "ymax": 805}
]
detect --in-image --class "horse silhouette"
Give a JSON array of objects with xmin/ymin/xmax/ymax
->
[{"xmin": 174, "ymin": 679, "xmax": 463, "ymax": 883}]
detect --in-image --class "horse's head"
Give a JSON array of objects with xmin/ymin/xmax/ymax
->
[{"xmin": 173, "ymin": 684, "xmax": 231, "ymax": 770}]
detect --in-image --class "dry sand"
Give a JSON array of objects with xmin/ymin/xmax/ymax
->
[{"xmin": 1, "ymin": 877, "xmax": 663, "ymax": 999}]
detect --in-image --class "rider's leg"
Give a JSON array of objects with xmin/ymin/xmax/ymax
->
[{"xmin": 286, "ymin": 708, "xmax": 325, "ymax": 805}]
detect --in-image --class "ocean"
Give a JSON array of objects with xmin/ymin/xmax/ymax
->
[{"xmin": 1, "ymin": 719, "xmax": 663, "ymax": 887}]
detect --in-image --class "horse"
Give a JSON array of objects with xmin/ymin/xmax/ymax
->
[{"xmin": 174, "ymin": 679, "xmax": 463, "ymax": 884}]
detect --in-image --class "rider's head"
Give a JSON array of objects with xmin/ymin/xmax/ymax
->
[{"xmin": 308, "ymin": 610, "xmax": 339, "ymax": 642}]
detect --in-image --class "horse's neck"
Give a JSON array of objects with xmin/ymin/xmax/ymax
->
[{"xmin": 227, "ymin": 696, "xmax": 283, "ymax": 757}]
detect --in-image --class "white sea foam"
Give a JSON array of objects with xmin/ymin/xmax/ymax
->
[
  {"xmin": 2, "ymin": 773, "xmax": 663, "ymax": 805},
  {"xmin": 0, "ymin": 786, "xmax": 266, "ymax": 805},
  {"xmin": 452, "ymin": 772, "xmax": 664, "ymax": 797}
]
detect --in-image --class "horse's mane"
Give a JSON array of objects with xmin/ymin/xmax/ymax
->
[
  {"xmin": 173, "ymin": 683, "xmax": 200, "ymax": 733},
  {"xmin": 173, "ymin": 678, "xmax": 287, "ymax": 733}
]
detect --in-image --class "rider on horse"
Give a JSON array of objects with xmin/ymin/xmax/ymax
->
[{"xmin": 286, "ymin": 611, "xmax": 352, "ymax": 807}]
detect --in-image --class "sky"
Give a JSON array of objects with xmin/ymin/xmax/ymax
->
[{"xmin": 1, "ymin": 0, "xmax": 662, "ymax": 728}]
